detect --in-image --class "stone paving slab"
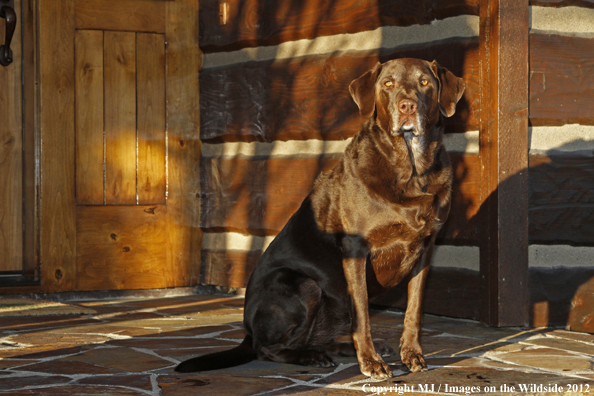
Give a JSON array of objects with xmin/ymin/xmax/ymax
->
[
  {"xmin": 60, "ymin": 346, "xmax": 174, "ymax": 372},
  {"xmin": 158, "ymin": 374, "xmax": 294, "ymax": 396},
  {"xmin": 74, "ymin": 374, "xmax": 154, "ymax": 390},
  {"xmin": 1, "ymin": 294, "xmax": 594, "ymax": 395},
  {"xmin": 3, "ymin": 385, "xmax": 149, "ymax": 395}
]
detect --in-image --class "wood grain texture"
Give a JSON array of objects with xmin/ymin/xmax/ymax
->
[
  {"xmin": 201, "ymin": 38, "xmax": 479, "ymax": 143},
  {"xmin": 439, "ymin": 154, "xmax": 480, "ymax": 245},
  {"xmin": 479, "ymin": 0, "xmax": 530, "ymax": 327},
  {"xmin": 104, "ymin": 31, "xmax": 137, "ymax": 205},
  {"xmin": 530, "ymin": 33, "xmax": 594, "ymax": 126},
  {"xmin": 22, "ymin": 0, "xmax": 40, "ymax": 278},
  {"xmin": 529, "ymin": 154, "xmax": 594, "ymax": 245},
  {"xmin": 38, "ymin": 0, "xmax": 77, "ymax": 292},
  {"xmin": 76, "ymin": 205, "xmax": 168, "ymax": 291},
  {"xmin": 201, "ymin": 156, "xmax": 340, "ymax": 236},
  {"xmin": 137, "ymin": 33, "xmax": 166, "ymax": 205},
  {"xmin": 75, "ymin": 0, "xmax": 166, "ymax": 33},
  {"xmin": 201, "ymin": 250, "xmax": 261, "ymax": 288},
  {"xmin": 200, "ymin": 154, "xmax": 481, "ymax": 243},
  {"xmin": 75, "ymin": 30, "xmax": 104, "ymax": 205},
  {"xmin": 199, "ymin": 0, "xmax": 479, "ymax": 53},
  {"xmin": 0, "ymin": 0, "xmax": 23, "ymax": 272},
  {"xmin": 165, "ymin": 0, "xmax": 202, "ymax": 287}
]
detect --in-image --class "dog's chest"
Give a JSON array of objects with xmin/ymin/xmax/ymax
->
[{"xmin": 365, "ymin": 196, "xmax": 439, "ymax": 288}]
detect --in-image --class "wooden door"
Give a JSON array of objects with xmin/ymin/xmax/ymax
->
[{"xmin": 33, "ymin": 0, "xmax": 201, "ymax": 292}]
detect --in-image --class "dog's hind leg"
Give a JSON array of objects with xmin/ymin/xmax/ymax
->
[{"xmin": 246, "ymin": 269, "xmax": 341, "ymax": 367}]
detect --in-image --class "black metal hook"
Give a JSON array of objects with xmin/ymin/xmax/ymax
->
[{"xmin": 0, "ymin": 0, "xmax": 16, "ymax": 67}]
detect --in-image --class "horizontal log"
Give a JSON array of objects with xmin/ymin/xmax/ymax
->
[
  {"xmin": 530, "ymin": 0, "xmax": 594, "ymax": 7},
  {"xmin": 530, "ymin": 33, "xmax": 594, "ymax": 126},
  {"xmin": 200, "ymin": 0, "xmax": 479, "ymax": 53},
  {"xmin": 529, "ymin": 155, "xmax": 594, "ymax": 245},
  {"xmin": 75, "ymin": 0, "xmax": 166, "ymax": 33},
  {"xmin": 200, "ymin": 154, "xmax": 481, "ymax": 243},
  {"xmin": 202, "ymin": 250, "xmax": 261, "ymax": 289},
  {"xmin": 201, "ymin": 152, "xmax": 594, "ymax": 246},
  {"xmin": 201, "ymin": 38, "xmax": 480, "ymax": 143},
  {"xmin": 200, "ymin": 156, "xmax": 340, "ymax": 235}
]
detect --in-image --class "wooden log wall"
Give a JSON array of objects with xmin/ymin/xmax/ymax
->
[{"xmin": 198, "ymin": 0, "xmax": 594, "ymax": 330}]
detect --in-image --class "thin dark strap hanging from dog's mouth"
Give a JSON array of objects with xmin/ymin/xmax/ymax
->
[{"xmin": 403, "ymin": 132, "xmax": 418, "ymax": 180}]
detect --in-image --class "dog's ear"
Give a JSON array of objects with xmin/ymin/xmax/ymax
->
[
  {"xmin": 430, "ymin": 60, "xmax": 465, "ymax": 118},
  {"xmin": 349, "ymin": 62, "xmax": 382, "ymax": 119}
]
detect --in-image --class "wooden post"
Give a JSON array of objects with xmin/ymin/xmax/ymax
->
[
  {"xmin": 479, "ymin": 0, "xmax": 530, "ymax": 326},
  {"xmin": 38, "ymin": 0, "xmax": 77, "ymax": 292}
]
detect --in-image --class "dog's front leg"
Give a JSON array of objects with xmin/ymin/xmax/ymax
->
[
  {"xmin": 400, "ymin": 246, "xmax": 432, "ymax": 372},
  {"xmin": 343, "ymin": 256, "xmax": 393, "ymax": 379}
]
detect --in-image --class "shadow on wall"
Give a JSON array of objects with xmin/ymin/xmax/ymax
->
[
  {"xmin": 373, "ymin": 138, "xmax": 594, "ymax": 333},
  {"xmin": 200, "ymin": 0, "xmax": 478, "ymax": 308},
  {"xmin": 199, "ymin": 1, "xmax": 594, "ymax": 332},
  {"xmin": 525, "ymin": 137, "xmax": 594, "ymax": 333}
]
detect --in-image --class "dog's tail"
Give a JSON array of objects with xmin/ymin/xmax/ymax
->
[{"xmin": 175, "ymin": 335, "xmax": 257, "ymax": 373}]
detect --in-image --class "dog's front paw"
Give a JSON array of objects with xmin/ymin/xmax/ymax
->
[
  {"xmin": 359, "ymin": 354, "xmax": 393, "ymax": 379},
  {"xmin": 400, "ymin": 343, "xmax": 427, "ymax": 372}
]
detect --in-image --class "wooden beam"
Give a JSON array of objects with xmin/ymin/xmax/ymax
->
[
  {"xmin": 201, "ymin": 38, "xmax": 479, "ymax": 143},
  {"xmin": 530, "ymin": 33, "xmax": 594, "ymax": 127},
  {"xmin": 479, "ymin": 0, "xmax": 530, "ymax": 326},
  {"xmin": 199, "ymin": 0, "xmax": 479, "ymax": 53},
  {"xmin": 165, "ymin": 0, "xmax": 202, "ymax": 287},
  {"xmin": 38, "ymin": 0, "xmax": 77, "ymax": 292},
  {"xmin": 200, "ymin": 154, "xmax": 481, "ymax": 243}
]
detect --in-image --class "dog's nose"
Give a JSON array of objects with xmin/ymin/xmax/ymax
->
[{"xmin": 398, "ymin": 99, "xmax": 417, "ymax": 115}]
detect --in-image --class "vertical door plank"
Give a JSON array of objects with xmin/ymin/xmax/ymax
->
[
  {"xmin": 137, "ymin": 33, "xmax": 166, "ymax": 205},
  {"xmin": 104, "ymin": 31, "xmax": 137, "ymax": 205},
  {"xmin": 38, "ymin": 0, "xmax": 76, "ymax": 291},
  {"xmin": 479, "ymin": 0, "xmax": 530, "ymax": 326},
  {"xmin": 75, "ymin": 30, "xmax": 104, "ymax": 205},
  {"xmin": 0, "ymin": 0, "xmax": 23, "ymax": 272},
  {"xmin": 165, "ymin": 0, "xmax": 202, "ymax": 286}
]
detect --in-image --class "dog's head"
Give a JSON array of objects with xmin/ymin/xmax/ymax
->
[{"xmin": 349, "ymin": 58, "xmax": 465, "ymax": 138}]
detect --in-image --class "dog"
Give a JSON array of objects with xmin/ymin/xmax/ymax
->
[{"xmin": 176, "ymin": 58, "xmax": 465, "ymax": 379}]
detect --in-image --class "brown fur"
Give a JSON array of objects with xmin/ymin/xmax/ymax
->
[{"xmin": 176, "ymin": 58, "xmax": 465, "ymax": 379}]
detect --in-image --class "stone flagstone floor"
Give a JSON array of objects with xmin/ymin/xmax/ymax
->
[{"xmin": 1, "ymin": 294, "xmax": 594, "ymax": 395}]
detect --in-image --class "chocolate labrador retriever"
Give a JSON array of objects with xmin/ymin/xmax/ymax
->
[{"xmin": 176, "ymin": 58, "xmax": 465, "ymax": 379}]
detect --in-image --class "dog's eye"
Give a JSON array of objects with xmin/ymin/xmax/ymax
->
[
  {"xmin": 384, "ymin": 80, "xmax": 393, "ymax": 87},
  {"xmin": 420, "ymin": 79, "xmax": 429, "ymax": 86}
]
